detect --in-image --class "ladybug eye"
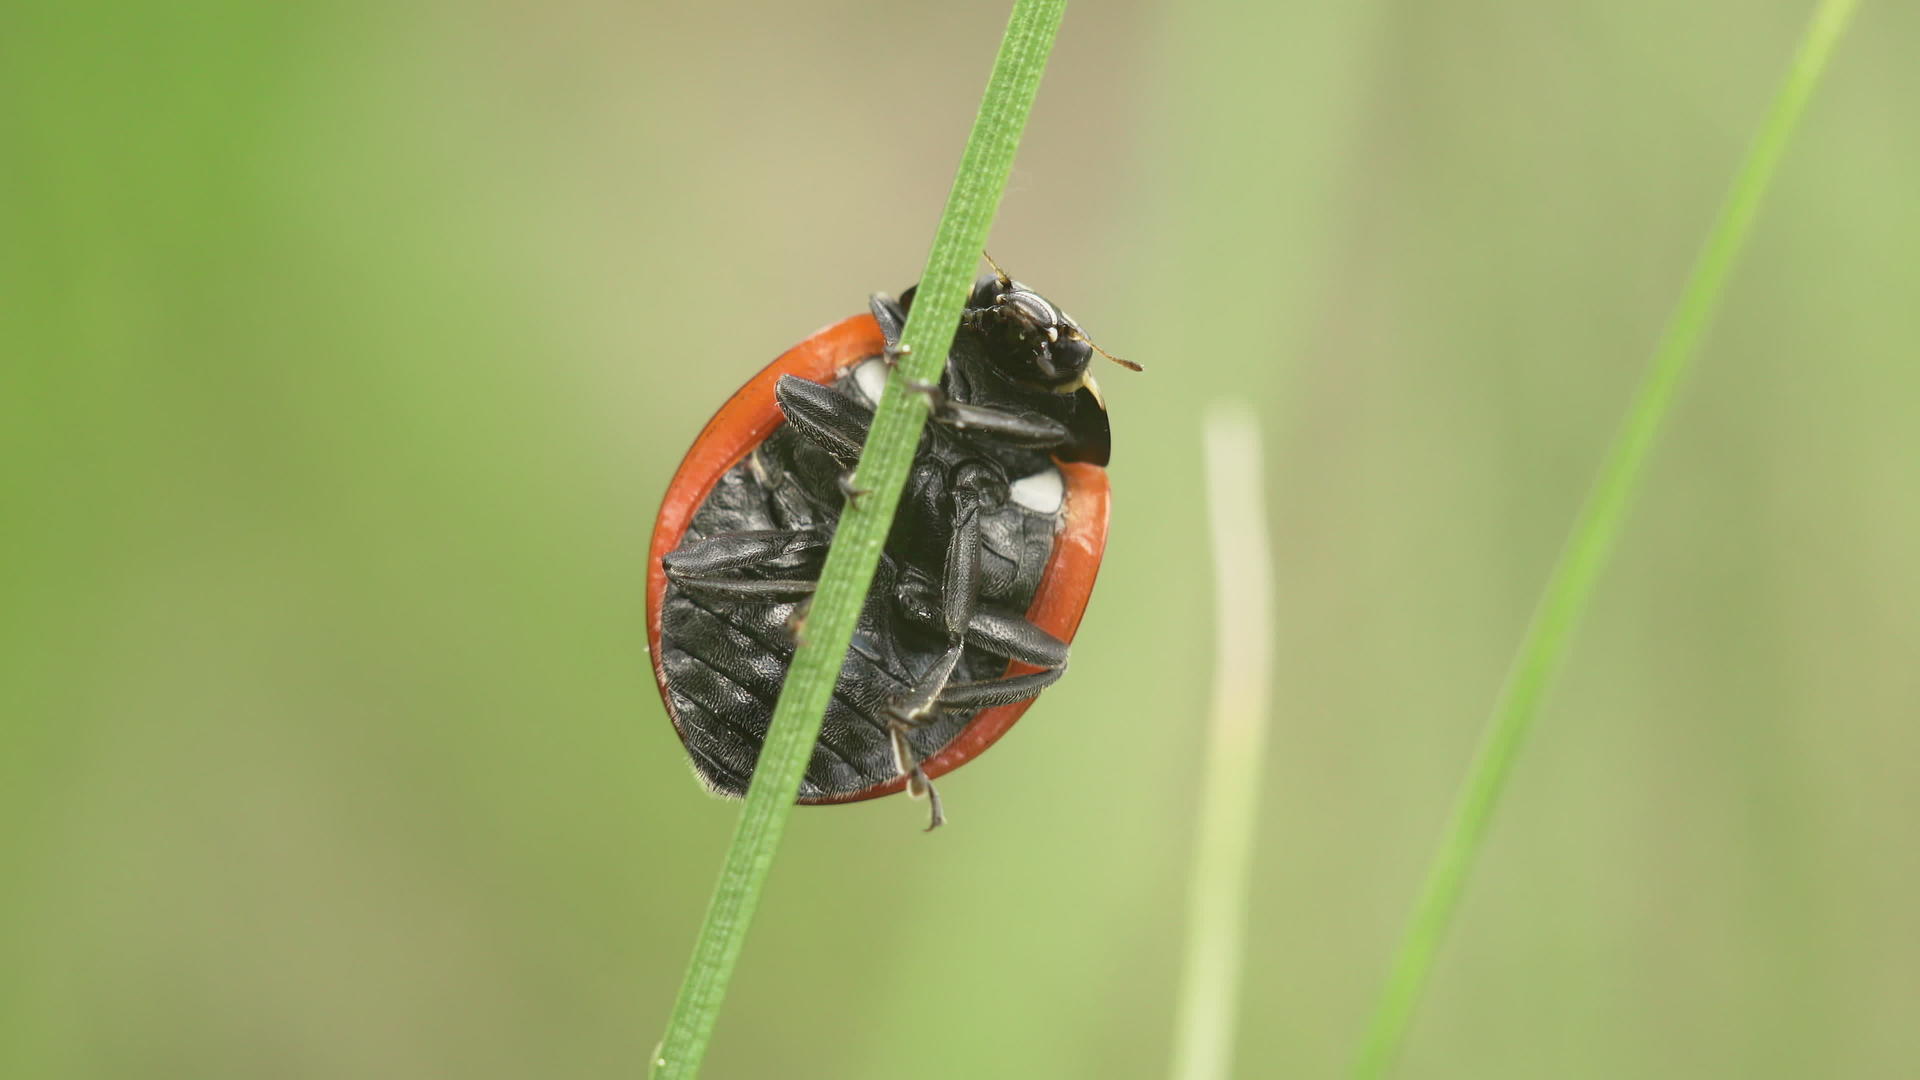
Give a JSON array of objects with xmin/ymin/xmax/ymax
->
[
  {"xmin": 1051, "ymin": 336, "xmax": 1092, "ymax": 377},
  {"xmin": 968, "ymin": 273, "xmax": 1007, "ymax": 308}
]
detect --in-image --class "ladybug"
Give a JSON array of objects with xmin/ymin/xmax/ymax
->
[{"xmin": 646, "ymin": 263, "xmax": 1136, "ymax": 828}]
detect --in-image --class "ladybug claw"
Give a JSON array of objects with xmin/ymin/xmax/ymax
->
[
  {"xmin": 784, "ymin": 598, "xmax": 812, "ymax": 644},
  {"xmin": 909, "ymin": 767, "xmax": 946, "ymax": 831},
  {"xmin": 869, "ymin": 292, "xmax": 908, "ymax": 349},
  {"xmin": 888, "ymin": 724, "xmax": 946, "ymax": 830},
  {"xmin": 904, "ymin": 378, "xmax": 947, "ymax": 412},
  {"xmin": 882, "ymin": 340, "xmax": 913, "ymax": 370},
  {"xmin": 836, "ymin": 470, "xmax": 872, "ymax": 510}
]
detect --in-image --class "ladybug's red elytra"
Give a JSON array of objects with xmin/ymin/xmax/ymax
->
[{"xmin": 647, "ymin": 265, "xmax": 1134, "ymax": 828}]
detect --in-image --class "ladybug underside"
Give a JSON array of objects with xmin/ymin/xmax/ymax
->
[
  {"xmin": 655, "ymin": 280, "xmax": 1114, "ymax": 821},
  {"xmin": 658, "ymin": 357, "xmax": 1067, "ymax": 799}
]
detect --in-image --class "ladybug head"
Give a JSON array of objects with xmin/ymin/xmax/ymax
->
[{"xmin": 956, "ymin": 266, "xmax": 1139, "ymax": 394}]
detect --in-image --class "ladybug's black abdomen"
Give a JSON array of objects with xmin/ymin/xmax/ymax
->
[
  {"xmin": 658, "ymin": 360, "xmax": 1061, "ymax": 799},
  {"xmin": 662, "ymin": 544, "xmax": 947, "ymax": 797}
]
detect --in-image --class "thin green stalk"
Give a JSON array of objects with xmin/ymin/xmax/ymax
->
[
  {"xmin": 648, "ymin": 3, "xmax": 1067, "ymax": 1077},
  {"xmin": 1350, "ymin": 2, "xmax": 1861, "ymax": 1076},
  {"xmin": 1169, "ymin": 403, "xmax": 1276, "ymax": 1080}
]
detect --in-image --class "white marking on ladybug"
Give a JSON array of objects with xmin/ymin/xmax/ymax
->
[
  {"xmin": 851, "ymin": 358, "xmax": 889, "ymax": 406},
  {"xmin": 1009, "ymin": 466, "xmax": 1064, "ymax": 515}
]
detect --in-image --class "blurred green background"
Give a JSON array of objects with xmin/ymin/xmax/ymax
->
[{"xmin": 5, "ymin": 1, "xmax": 1916, "ymax": 1076}]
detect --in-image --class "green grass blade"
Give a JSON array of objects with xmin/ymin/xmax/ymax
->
[
  {"xmin": 1168, "ymin": 403, "xmax": 1277, "ymax": 1080},
  {"xmin": 648, "ymin": 2, "xmax": 1067, "ymax": 1077},
  {"xmin": 1349, "ymin": 1, "xmax": 1862, "ymax": 1076}
]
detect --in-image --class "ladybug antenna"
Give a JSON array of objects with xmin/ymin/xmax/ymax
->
[
  {"xmin": 981, "ymin": 250, "xmax": 1013, "ymax": 287},
  {"xmin": 1068, "ymin": 328, "xmax": 1143, "ymax": 372},
  {"xmin": 1091, "ymin": 339, "xmax": 1143, "ymax": 372}
]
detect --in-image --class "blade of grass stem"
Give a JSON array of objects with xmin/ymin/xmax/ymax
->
[
  {"xmin": 1349, "ymin": 1, "xmax": 1861, "ymax": 1075},
  {"xmin": 1169, "ymin": 403, "xmax": 1277, "ymax": 1080},
  {"xmin": 648, "ymin": 2, "xmax": 1067, "ymax": 1076}
]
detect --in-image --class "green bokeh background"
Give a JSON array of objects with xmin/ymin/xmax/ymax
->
[{"xmin": 5, "ymin": 2, "xmax": 1916, "ymax": 1077}]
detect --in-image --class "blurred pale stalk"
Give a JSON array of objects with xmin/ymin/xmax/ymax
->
[{"xmin": 1169, "ymin": 402, "xmax": 1276, "ymax": 1080}]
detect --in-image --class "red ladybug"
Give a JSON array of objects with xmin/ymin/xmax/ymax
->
[{"xmin": 647, "ymin": 265, "xmax": 1135, "ymax": 827}]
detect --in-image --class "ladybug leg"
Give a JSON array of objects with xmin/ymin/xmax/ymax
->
[
  {"xmin": 835, "ymin": 470, "xmax": 872, "ymax": 510},
  {"xmin": 770, "ymin": 378, "xmax": 893, "ymax": 513},
  {"xmin": 664, "ymin": 529, "xmax": 827, "ymax": 574},
  {"xmin": 903, "ymin": 378, "xmax": 1074, "ymax": 449},
  {"xmin": 939, "ymin": 485, "xmax": 989, "ymax": 639},
  {"xmin": 935, "ymin": 612, "xmax": 1069, "ymax": 711},
  {"xmin": 937, "ymin": 665, "xmax": 1066, "ymax": 710},
  {"xmin": 794, "ymin": 314, "xmax": 1064, "ymax": 451},
  {"xmin": 872, "ymin": 294, "xmax": 910, "ymax": 369},
  {"xmin": 892, "ymin": 573, "xmax": 1071, "ymax": 669},
  {"xmin": 662, "ymin": 529, "xmax": 827, "ymax": 599},
  {"xmin": 885, "ymin": 634, "xmax": 1055, "ymax": 832},
  {"xmin": 869, "ymin": 293, "xmax": 913, "ymax": 371},
  {"xmin": 965, "ymin": 610, "xmax": 1069, "ymax": 668},
  {"xmin": 908, "ymin": 764, "xmax": 946, "ymax": 831},
  {"xmin": 668, "ymin": 576, "xmax": 817, "ymax": 599},
  {"xmin": 775, "ymin": 374, "xmax": 872, "ymax": 467},
  {"xmin": 870, "ymin": 292, "xmax": 907, "ymax": 345},
  {"xmin": 887, "ymin": 725, "xmax": 946, "ymax": 831},
  {"xmin": 884, "ymin": 645, "xmax": 965, "ymax": 832},
  {"xmin": 883, "ymin": 464, "xmax": 996, "ymax": 721},
  {"xmin": 882, "ymin": 492, "xmax": 981, "ymax": 796},
  {"xmin": 884, "ymin": 464, "xmax": 1045, "ymax": 828}
]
